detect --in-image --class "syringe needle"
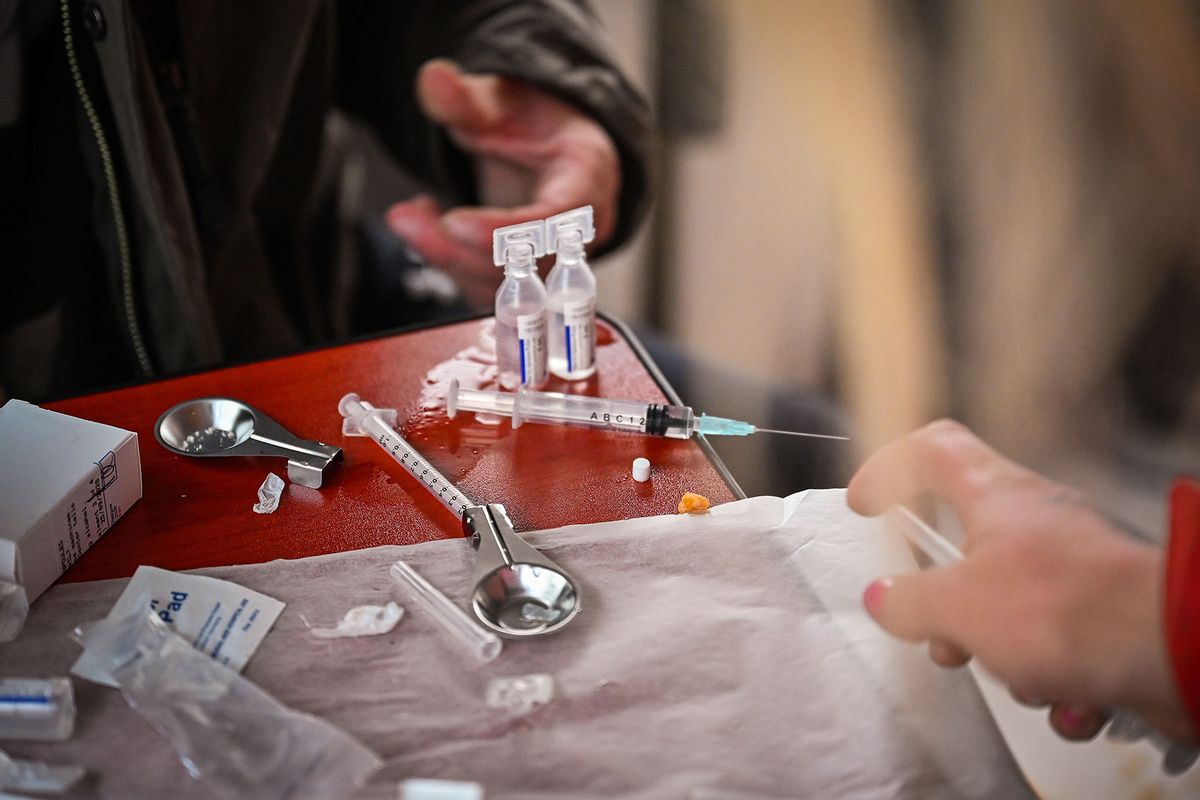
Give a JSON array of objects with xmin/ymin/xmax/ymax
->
[{"xmin": 753, "ymin": 427, "xmax": 850, "ymax": 441}]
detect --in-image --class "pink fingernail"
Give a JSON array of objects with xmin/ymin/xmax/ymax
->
[
  {"xmin": 1059, "ymin": 708, "xmax": 1083, "ymax": 729},
  {"xmin": 863, "ymin": 578, "xmax": 892, "ymax": 614}
]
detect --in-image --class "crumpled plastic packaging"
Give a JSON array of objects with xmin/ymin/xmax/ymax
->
[
  {"xmin": 252, "ymin": 473, "xmax": 285, "ymax": 515},
  {"xmin": 72, "ymin": 606, "xmax": 381, "ymax": 800},
  {"xmin": 307, "ymin": 603, "xmax": 403, "ymax": 639},
  {"xmin": 485, "ymin": 674, "xmax": 554, "ymax": 715},
  {"xmin": 0, "ymin": 581, "xmax": 29, "ymax": 643},
  {"xmin": 0, "ymin": 749, "xmax": 84, "ymax": 795}
]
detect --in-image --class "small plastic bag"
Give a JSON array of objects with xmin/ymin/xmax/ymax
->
[
  {"xmin": 73, "ymin": 606, "xmax": 381, "ymax": 800},
  {"xmin": 0, "ymin": 581, "xmax": 29, "ymax": 643},
  {"xmin": 0, "ymin": 749, "xmax": 84, "ymax": 794},
  {"xmin": 485, "ymin": 674, "xmax": 554, "ymax": 715},
  {"xmin": 253, "ymin": 473, "xmax": 286, "ymax": 514},
  {"xmin": 307, "ymin": 602, "xmax": 403, "ymax": 639}
]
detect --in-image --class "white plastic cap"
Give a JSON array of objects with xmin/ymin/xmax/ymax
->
[
  {"xmin": 546, "ymin": 205, "xmax": 595, "ymax": 254},
  {"xmin": 632, "ymin": 457, "xmax": 651, "ymax": 482},
  {"xmin": 400, "ymin": 779, "xmax": 483, "ymax": 800},
  {"xmin": 492, "ymin": 220, "xmax": 547, "ymax": 267}
]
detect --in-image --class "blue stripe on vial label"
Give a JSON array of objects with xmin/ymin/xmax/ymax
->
[
  {"xmin": 566, "ymin": 326, "xmax": 574, "ymax": 372},
  {"xmin": 519, "ymin": 338, "xmax": 528, "ymax": 384}
]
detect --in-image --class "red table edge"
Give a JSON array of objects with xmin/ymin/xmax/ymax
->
[
  {"xmin": 44, "ymin": 311, "xmax": 745, "ymax": 506},
  {"xmin": 598, "ymin": 312, "xmax": 746, "ymax": 501}
]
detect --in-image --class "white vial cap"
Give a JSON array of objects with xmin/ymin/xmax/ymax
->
[
  {"xmin": 546, "ymin": 205, "xmax": 595, "ymax": 253},
  {"xmin": 492, "ymin": 220, "xmax": 547, "ymax": 267},
  {"xmin": 632, "ymin": 457, "xmax": 651, "ymax": 482}
]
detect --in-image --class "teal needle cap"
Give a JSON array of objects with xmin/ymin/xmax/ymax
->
[{"xmin": 697, "ymin": 414, "xmax": 756, "ymax": 437}]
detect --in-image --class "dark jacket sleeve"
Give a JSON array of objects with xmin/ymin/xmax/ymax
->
[{"xmin": 334, "ymin": 0, "xmax": 653, "ymax": 254}]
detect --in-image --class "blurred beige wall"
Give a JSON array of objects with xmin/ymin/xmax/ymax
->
[
  {"xmin": 589, "ymin": 2, "xmax": 656, "ymax": 324},
  {"xmin": 662, "ymin": 1, "xmax": 836, "ymax": 390},
  {"xmin": 596, "ymin": 0, "xmax": 947, "ymax": 454}
]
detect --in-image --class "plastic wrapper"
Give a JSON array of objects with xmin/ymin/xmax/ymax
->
[
  {"xmin": 74, "ymin": 606, "xmax": 381, "ymax": 799},
  {"xmin": 0, "ymin": 582, "xmax": 28, "ymax": 644},
  {"xmin": 0, "ymin": 749, "xmax": 84, "ymax": 794},
  {"xmin": 307, "ymin": 603, "xmax": 403, "ymax": 639},
  {"xmin": 252, "ymin": 473, "xmax": 285, "ymax": 515}
]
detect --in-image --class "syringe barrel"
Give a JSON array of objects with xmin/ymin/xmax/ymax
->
[
  {"xmin": 451, "ymin": 385, "xmax": 518, "ymax": 419},
  {"xmin": 450, "ymin": 383, "xmax": 697, "ymax": 438},
  {"xmin": 339, "ymin": 393, "xmax": 473, "ymax": 518},
  {"xmin": 389, "ymin": 561, "xmax": 502, "ymax": 663},
  {"xmin": 516, "ymin": 390, "xmax": 655, "ymax": 434}
]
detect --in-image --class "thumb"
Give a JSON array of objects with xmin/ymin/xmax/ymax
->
[
  {"xmin": 863, "ymin": 572, "xmax": 958, "ymax": 644},
  {"xmin": 416, "ymin": 58, "xmax": 506, "ymax": 133}
]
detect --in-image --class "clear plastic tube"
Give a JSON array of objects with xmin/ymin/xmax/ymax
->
[
  {"xmin": 0, "ymin": 581, "xmax": 29, "ymax": 644},
  {"xmin": 0, "ymin": 678, "xmax": 75, "ymax": 742},
  {"xmin": 389, "ymin": 561, "xmax": 502, "ymax": 663}
]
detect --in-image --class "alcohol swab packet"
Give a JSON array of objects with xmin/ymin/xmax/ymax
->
[{"xmin": 71, "ymin": 566, "xmax": 284, "ymax": 687}]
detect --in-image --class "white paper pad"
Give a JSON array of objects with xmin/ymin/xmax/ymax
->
[{"xmin": 2, "ymin": 490, "xmax": 1032, "ymax": 799}]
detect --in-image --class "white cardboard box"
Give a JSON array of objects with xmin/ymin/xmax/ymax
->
[{"xmin": 0, "ymin": 399, "xmax": 142, "ymax": 602}]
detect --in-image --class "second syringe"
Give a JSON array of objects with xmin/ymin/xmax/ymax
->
[{"xmin": 446, "ymin": 380, "xmax": 848, "ymax": 441}]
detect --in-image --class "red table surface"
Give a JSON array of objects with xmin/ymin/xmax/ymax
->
[{"xmin": 47, "ymin": 317, "xmax": 739, "ymax": 583}]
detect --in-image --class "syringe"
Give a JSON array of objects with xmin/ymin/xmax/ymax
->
[
  {"xmin": 446, "ymin": 380, "xmax": 849, "ymax": 441},
  {"xmin": 339, "ymin": 393, "xmax": 473, "ymax": 518}
]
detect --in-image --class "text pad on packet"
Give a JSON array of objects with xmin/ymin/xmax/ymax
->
[{"xmin": 72, "ymin": 566, "xmax": 285, "ymax": 687}]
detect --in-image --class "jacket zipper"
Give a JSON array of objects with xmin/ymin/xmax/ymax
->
[{"xmin": 60, "ymin": 0, "xmax": 154, "ymax": 376}]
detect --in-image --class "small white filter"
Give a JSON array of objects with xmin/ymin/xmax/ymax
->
[{"xmin": 632, "ymin": 458, "xmax": 651, "ymax": 482}]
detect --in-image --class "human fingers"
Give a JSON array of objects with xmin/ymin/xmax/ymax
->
[
  {"xmin": 847, "ymin": 419, "xmax": 1024, "ymax": 518},
  {"xmin": 928, "ymin": 638, "xmax": 971, "ymax": 668},
  {"xmin": 386, "ymin": 196, "xmax": 500, "ymax": 305},
  {"xmin": 862, "ymin": 571, "xmax": 963, "ymax": 644},
  {"xmin": 415, "ymin": 59, "xmax": 507, "ymax": 133},
  {"xmin": 1010, "ymin": 688, "xmax": 1050, "ymax": 708},
  {"xmin": 1049, "ymin": 703, "xmax": 1108, "ymax": 741},
  {"xmin": 441, "ymin": 143, "xmax": 618, "ymax": 252},
  {"xmin": 386, "ymin": 196, "xmax": 482, "ymax": 269}
]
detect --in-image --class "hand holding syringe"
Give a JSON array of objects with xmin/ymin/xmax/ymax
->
[
  {"xmin": 446, "ymin": 380, "xmax": 849, "ymax": 441},
  {"xmin": 887, "ymin": 506, "xmax": 1198, "ymax": 773}
]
